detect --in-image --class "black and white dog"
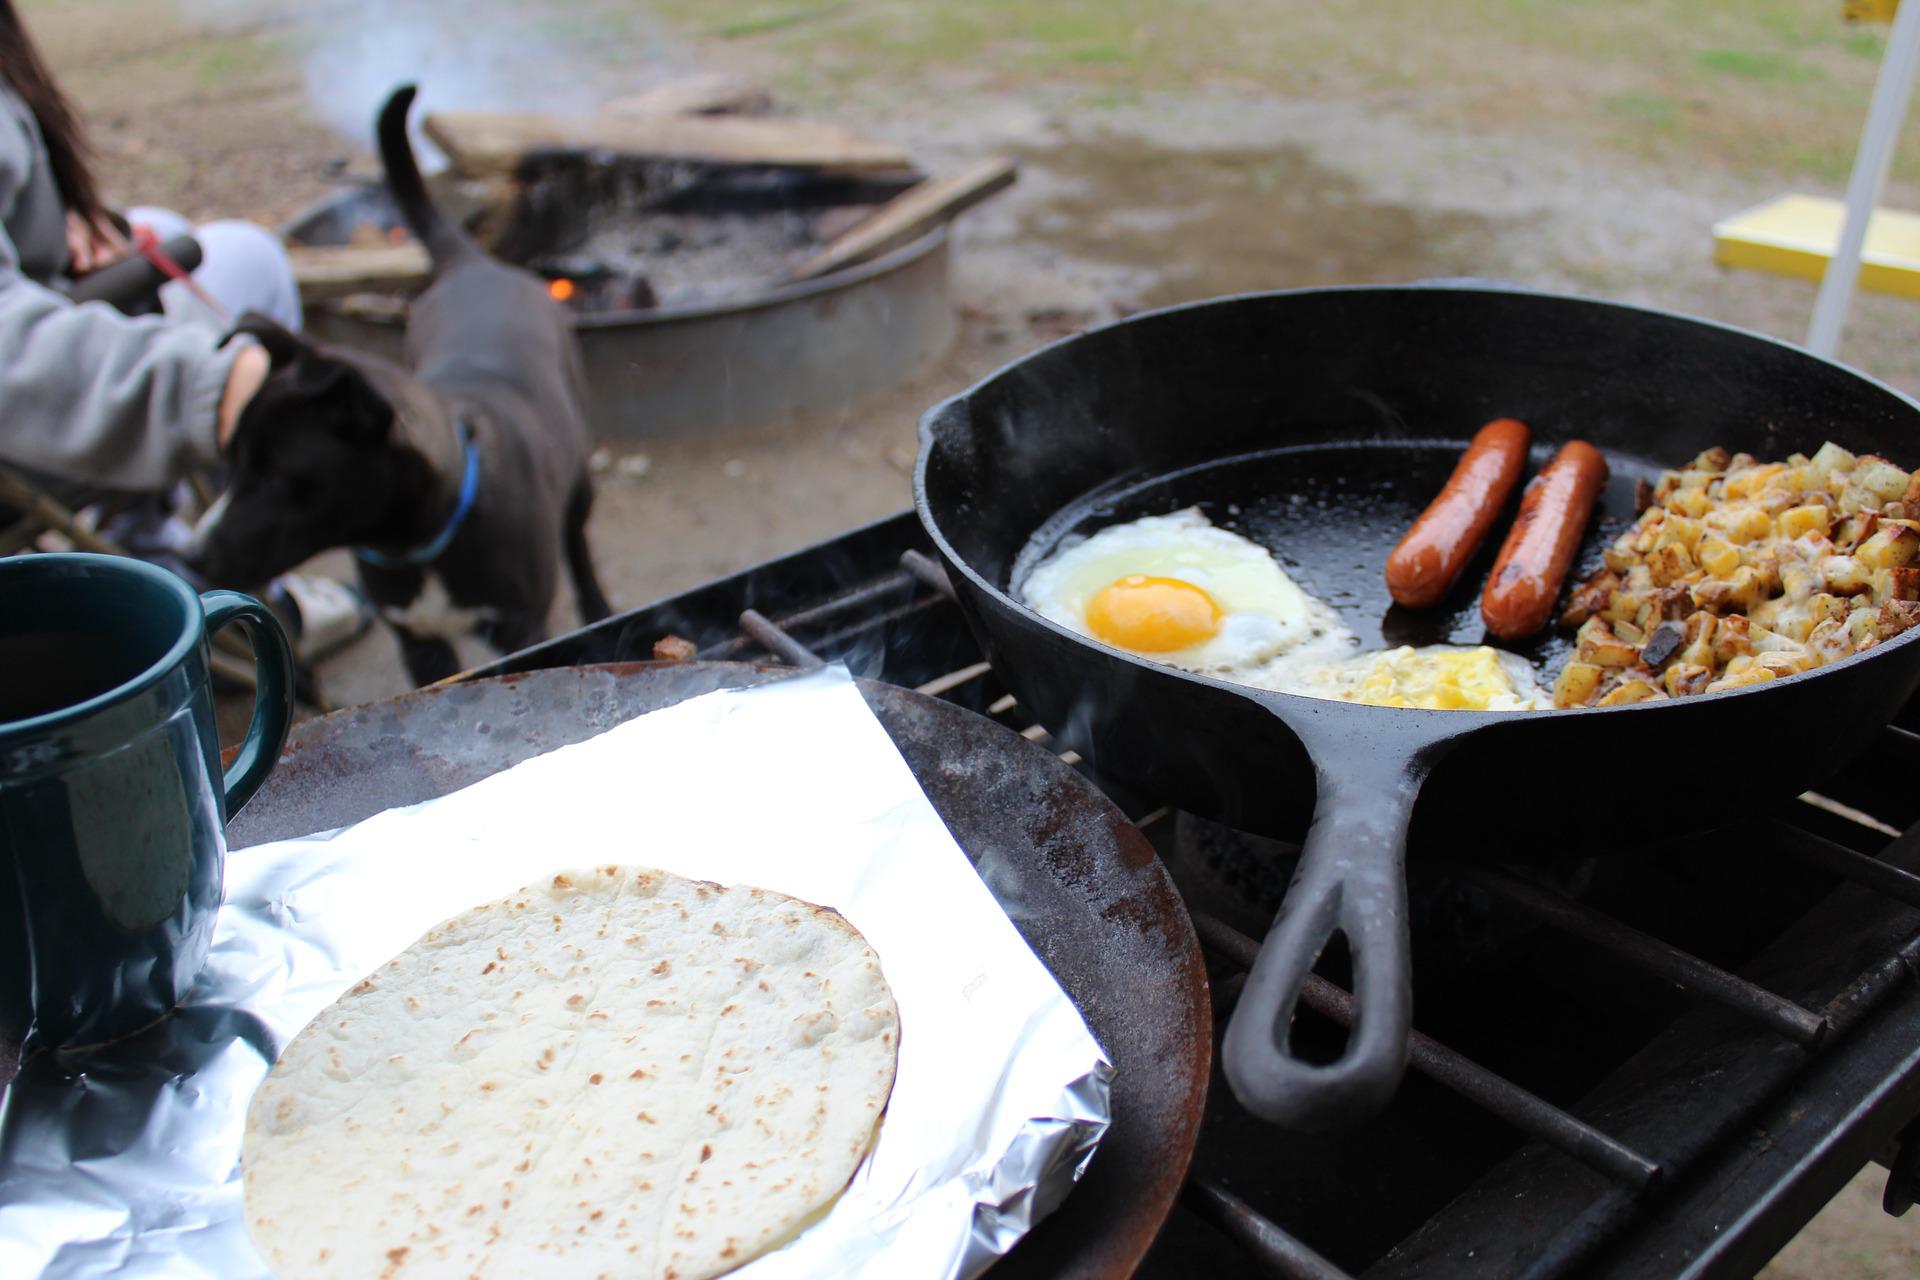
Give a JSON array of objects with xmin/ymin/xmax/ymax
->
[{"xmin": 191, "ymin": 84, "xmax": 609, "ymax": 685}]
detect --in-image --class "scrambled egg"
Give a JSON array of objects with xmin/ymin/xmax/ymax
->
[{"xmin": 1339, "ymin": 645, "xmax": 1546, "ymax": 711}]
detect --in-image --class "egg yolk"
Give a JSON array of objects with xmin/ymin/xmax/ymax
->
[{"xmin": 1085, "ymin": 575, "xmax": 1222, "ymax": 652}]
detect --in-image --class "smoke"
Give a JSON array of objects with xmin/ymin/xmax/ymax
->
[{"xmin": 180, "ymin": 0, "xmax": 693, "ymax": 165}]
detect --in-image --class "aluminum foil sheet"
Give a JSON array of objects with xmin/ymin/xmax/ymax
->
[{"xmin": 0, "ymin": 666, "xmax": 1113, "ymax": 1278}]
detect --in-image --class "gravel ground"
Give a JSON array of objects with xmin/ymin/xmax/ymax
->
[{"xmin": 22, "ymin": 2, "xmax": 1920, "ymax": 1270}]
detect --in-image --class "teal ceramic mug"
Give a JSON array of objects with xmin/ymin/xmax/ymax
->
[{"xmin": 0, "ymin": 553, "xmax": 293, "ymax": 1048}]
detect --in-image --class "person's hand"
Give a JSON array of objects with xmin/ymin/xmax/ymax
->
[
  {"xmin": 63, "ymin": 211, "xmax": 130, "ymax": 276},
  {"xmin": 218, "ymin": 344, "xmax": 270, "ymax": 450}
]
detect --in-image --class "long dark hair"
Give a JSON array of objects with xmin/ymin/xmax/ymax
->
[{"xmin": 0, "ymin": 0, "xmax": 107, "ymax": 227}]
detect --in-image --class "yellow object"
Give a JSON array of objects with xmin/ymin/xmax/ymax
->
[
  {"xmin": 1713, "ymin": 193, "xmax": 1920, "ymax": 299},
  {"xmin": 1844, "ymin": 0, "xmax": 1899, "ymax": 23},
  {"xmin": 1085, "ymin": 574, "xmax": 1221, "ymax": 652},
  {"xmin": 1347, "ymin": 646, "xmax": 1523, "ymax": 711}
]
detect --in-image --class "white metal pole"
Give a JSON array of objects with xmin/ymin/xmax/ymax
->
[{"xmin": 1807, "ymin": 0, "xmax": 1920, "ymax": 358}]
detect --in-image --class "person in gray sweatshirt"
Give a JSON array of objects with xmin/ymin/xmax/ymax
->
[
  {"xmin": 0, "ymin": 0, "xmax": 291, "ymax": 491},
  {"xmin": 0, "ymin": 1, "xmax": 370, "ymax": 659}
]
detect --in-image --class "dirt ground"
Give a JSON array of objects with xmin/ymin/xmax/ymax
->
[{"xmin": 23, "ymin": 0, "xmax": 1920, "ymax": 1271}]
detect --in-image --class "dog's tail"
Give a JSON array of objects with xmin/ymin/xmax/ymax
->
[{"xmin": 377, "ymin": 84, "xmax": 471, "ymax": 268}]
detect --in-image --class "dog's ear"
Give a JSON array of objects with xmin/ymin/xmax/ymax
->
[
  {"xmin": 221, "ymin": 312, "xmax": 304, "ymax": 367},
  {"xmin": 303, "ymin": 356, "xmax": 395, "ymax": 444}
]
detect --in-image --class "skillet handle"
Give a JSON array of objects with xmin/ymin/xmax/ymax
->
[{"xmin": 1221, "ymin": 748, "xmax": 1427, "ymax": 1130}]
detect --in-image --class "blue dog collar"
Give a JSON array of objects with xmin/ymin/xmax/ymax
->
[{"xmin": 357, "ymin": 430, "xmax": 480, "ymax": 569}]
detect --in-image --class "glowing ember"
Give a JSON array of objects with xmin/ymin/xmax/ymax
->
[{"xmin": 548, "ymin": 277, "xmax": 576, "ymax": 303}]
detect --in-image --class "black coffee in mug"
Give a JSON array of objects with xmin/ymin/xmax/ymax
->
[{"xmin": 0, "ymin": 554, "xmax": 293, "ymax": 1048}]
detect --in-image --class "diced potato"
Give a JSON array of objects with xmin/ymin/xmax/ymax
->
[
  {"xmin": 1648, "ymin": 543, "xmax": 1697, "ymax": 588},
  {"xmin": 1838, "ymin": 482, "xmax": 1887, "ymax": 519},
  {"xmin": 1712, "ymin": 613, "xmax": 1753, "ymax": 663},
  {"xmin": 1692, "ymin": 447, "xmax": 1733, "ymax": 472},
  {"xmin": 1654, "ymin": 514, "xmax": 1702, "ymax": 553},
  {"xmin": 1576, "ymin": 617, "xmax": 1640, "ymax": 668},
  {"xmin": 1777, "ymin": 558, "xmax": 1818, "ymax": 603},
  {"xmin": 1553, "ymin": 661, "xmax": 1604, "ymax": 708},
  {"xmin": 1597, "ymin": 679, "xmax": 1661, "ymax": 706},
  {"xmin": 1697, "ymin": 536, "xmax": 1740, "ymax": 578},
  {"xmin": 1878, "ymin": 599, "xmax": 1920, "ymax": 640},
  {"xmin": 1873, "ymin": 567, "xmax": 1920, "ymax": 603},
  {"xmin": 1604, "ymin": 590, "xmax": 1644, "ymax": 624},
  {"xmin": 1809, "ymin": 593, "xmax": 1851, "ymax": 627},
  {"xmin": 1680, "ymin": 610, "xmax": 1717, "ymax": 667},
  {"xmin": 1663, "ymin": 662, "xmax": 1712, "ymax": 697},
  {"xmin": 1705, "ymin": 666, "xmax": 1777, "ymax": 693},
  {"xmin": 1809, "ymin": 441, "xmax": 1857, "ymax": 476},
  {"xmin": 1821, "ymin": 554, "xmax": 1872, "ymax": 595},
  {"xmin": 1755, "ymin": 650, "xmax": 1814, "ymax": 677},
  {"xmin": 1727, "ymin": 564, "xmax": 1770, "ymax": 609},
  {"xmin": 1667, "ymin": 486, "xmax": 1713, "ymax": 518},
  {"xmin": 1724, "ymin": 463, "xmax": 1786, "ymax": 499},
  {"xmin": 1854, "ymin": 456, "xmax": 1912, "ymax": 504},
  {"xmin": 1832, "ymin": 512, "xmax": 1880, "ymax": 552},
  {"xmin": 1691, "ymin": 579, "xmax": 1735, "ymax": 612},
  {"xmin": 1560, "ymin": 570, "xmax": 1619, "ymax": 628},
  {"xmin": 1634, "ymin": 587, "xmax": 1691, "ymax": 631},
  {"xmin": 1603, "ymin": 546, "xmax": 1637, "ymax": 575},
  {"xmin": 1775, "ymin": 504, "xmax": 1830, "ymax": 540},
  {"xmin": 1856, "ymin": 522, "xmax": 1920, "ymax": 570},
  {"xmin": 1704, "ymin": 502, "xmax": 1771, "ymax": 543},
  {"xmin": 1748, "ymin": 622, "xmax": 1809, "ymax": 655},
  {"xmin": 1766, "ymin": 606, "xmax": 1813, "ymax": 643},
  {"xmin": 1846, "ymin": 606, "xmax": 1881, "ymax": 649},
  {"xmin": 1807, "ymin": 618, "xmax": 1853, "ymax": 663}
]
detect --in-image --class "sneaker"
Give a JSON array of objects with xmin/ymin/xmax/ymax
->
[{"xmin": 267, "ymin": 574, "xmax": 375, "ymax": 664}]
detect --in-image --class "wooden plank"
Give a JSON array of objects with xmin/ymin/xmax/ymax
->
[
  {"xmin": 600, "ymin": 72, "xmax": 770, "ymax": 118},
  {"xmin": 288, "ymin": 243, "xmax": 432, "ymax": 302},
  {"xmin": 789, "ymin": 155, "xmax": 1017, "ymax": 280},
  {"xmin": 423, "ymin": 110, "xmax": 912, "ymax": 178}
]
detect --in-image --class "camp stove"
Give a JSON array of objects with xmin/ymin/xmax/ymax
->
[{"xmin": 473, "ymin": 510, "xmax": 1920, "ymax": 1279}]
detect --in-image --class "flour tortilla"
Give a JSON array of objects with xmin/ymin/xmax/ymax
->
[{"xmin": 243, "ymin": 865, "xmax": 900, "ymax": 1279}]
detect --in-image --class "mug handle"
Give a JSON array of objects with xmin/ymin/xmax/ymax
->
[{"xmin": 199, "ymin": 590, "xmax": 295, "ymax": 817}]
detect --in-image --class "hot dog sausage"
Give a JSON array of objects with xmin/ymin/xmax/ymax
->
[
  {"xmin": 1385, "ymin": 418, "xmax": 1533, "ymax": 608},
  {"xmin": 1480, "ymin": 439, "xmax": 1610, "ymax": 641}
]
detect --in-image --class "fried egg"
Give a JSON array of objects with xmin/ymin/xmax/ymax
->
[
  {"xmin": 1270, "ymin": 644, "xmax": 1549, "ymax": 711},
  {"xmin": 1019, "ymin": 508, "xmax": 1343, "ymax": 676}
]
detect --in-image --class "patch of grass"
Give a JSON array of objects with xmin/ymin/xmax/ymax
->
[
  {"xmin": 1063, "ymin": 41, "xmax": 1136, "ymax": 65},
  {"xmin": 1604, "ymin": 92, "xmax": 1679, "ymax": 129},
  {"xmin": 189, "ymin": 34, "xmax": 280, "ymax": 90},
  {"xmin": 1842, "ymin": 30, "xmax": 1886, "ymax": 59},
  {"xmin": 1781, "ymin": 141, "xmax": 1856, "ymax": 185},
  {"xmin": 707, "ymin": 3, "xmax": 849, "ymax": 39},
  {"xmin": 1696, "ymin": 48, "xmax": 1821, "ymax": 82}
]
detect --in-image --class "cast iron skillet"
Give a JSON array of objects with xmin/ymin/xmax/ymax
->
[{"xmin": 914, "ymin": 284, "xmax": 1920, "ymax": 1131}]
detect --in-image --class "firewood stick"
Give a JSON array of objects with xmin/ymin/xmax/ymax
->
[
  {"xmin": 423, "ymin": 111, "xmax": 912, "ymax": 178},
  {"xmin": 788, "ymin": 155, "xmax": 1017, "ymax": 281}
]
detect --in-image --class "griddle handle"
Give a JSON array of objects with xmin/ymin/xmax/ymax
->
[{"xmin": 1221, "ymin": 743, "xmax": 1423, "ymax": 1130}]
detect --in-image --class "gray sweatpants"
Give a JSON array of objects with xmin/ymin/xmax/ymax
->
[{"xmin": 124, "ymin": 206, "xmax": 303, "ymax": 333}]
